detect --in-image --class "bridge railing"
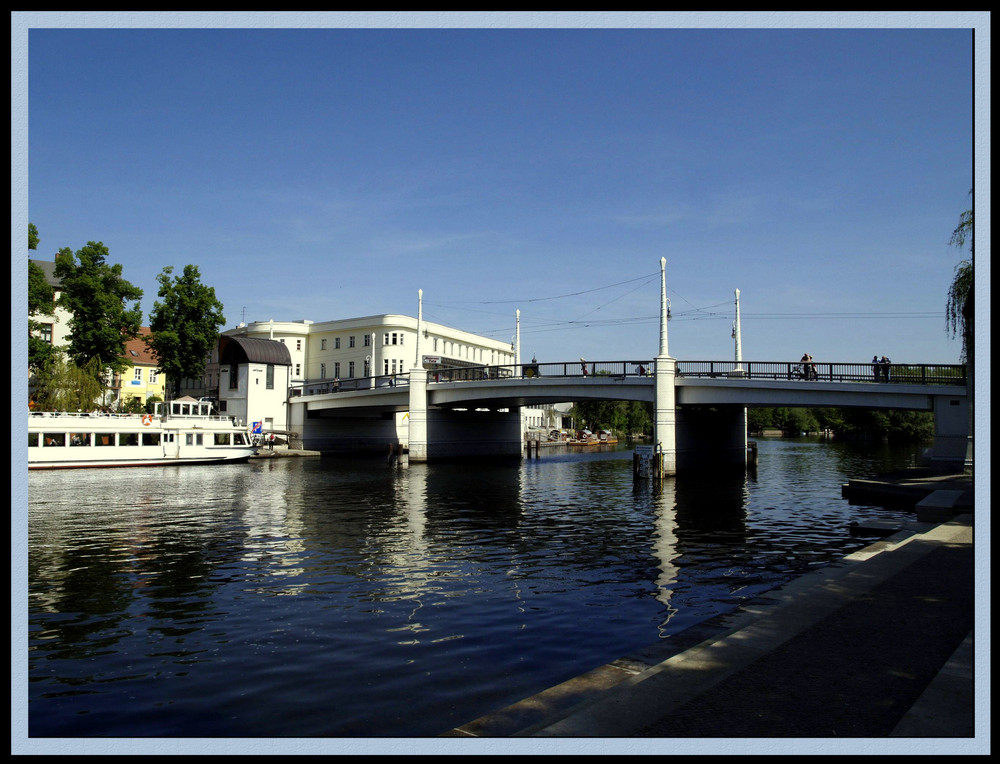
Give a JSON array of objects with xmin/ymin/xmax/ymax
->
[
  {"xmin": 675, "ymin": 361, "xmax": 967, "ymax": 385},
  {"xmin": 426, "ymin": 360, "xmax": 656, "ymax": 382},
  {"xmin": 290, "ymin": 361, "xmax": 966, "ymax": 397},
  {"xmin": 294, "ymin": 374, "xmax": 410, "ymax": 397}
]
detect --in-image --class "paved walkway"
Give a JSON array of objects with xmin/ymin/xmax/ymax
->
[{"xmin": 447, "ymin": 514, "xmax": 982, "ymax": 751}]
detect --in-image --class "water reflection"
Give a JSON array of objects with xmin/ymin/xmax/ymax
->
[
  {"xmin": 28, "ymin": 440, "xmax": 922, "ymax": 737},
  {"xmin": 647, "ymin": 478, "xmax": 680, "ymax": 635}
]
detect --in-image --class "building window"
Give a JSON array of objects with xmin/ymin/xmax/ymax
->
[
  {"xmin": 320, "ymin": 363, "xmax": 326, "ymax": 379},
  {"xmin": 266, "ymin": 364, "xmax": 275, "ymax": 389},
  {"xmin": 149, "ymin": 369, "xmax": 159, "ymax": 384},
  {"xmin": 335, "ymin": 337, "xmax": 341, "ymax": 349},
  {"xmin": 39, "ymin": 324, "xmax": 53, "ymax": 344},
  {"xmin": 348, "ymin": 361, "xmax": 355, "ymax": 378},
  {"xmin": 295, "ymin": 364, "xmax": 301, "ymax": 377},
  {"xmin": 334, "ymin": 362, "xmax": 341, "ymax": 378},
  {"xmin": 349, "ymin": 335, "xmax": 355, "ymax": 348},
  {"xmin": 321, "ymin": 338, "xmax": 327, "ymax": 350},
  {"xmin": 364, "ymin": 334, "xmax": 370, "ymax": 347},
  {"xmin": 296, "ymin": 339, "xmax": 302, "ymax": 351},
  {"xmin": 134, "ymin": 368, "xmax": 143, "ymax": 382},
  {"xmin": 227, "ymin": 367, "xmax": 238, "ymax": 389}
]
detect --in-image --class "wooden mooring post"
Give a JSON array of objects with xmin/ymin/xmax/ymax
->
[
  {"xmin": 633, "ymin": 444, "xmax": 662, "ymax": 481},
  {"xmin": 525, "ymin": 437, "xmax": 541, "ymax": 458}
]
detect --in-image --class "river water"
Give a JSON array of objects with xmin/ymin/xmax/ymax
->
[{"xmin": 26, "ymin": 437, "xmax": 924, "ymax": 739}]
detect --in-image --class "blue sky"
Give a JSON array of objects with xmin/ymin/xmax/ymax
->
[{"xmin": 15, "ymin": 13, "xmax": 988, "ymax": 367}]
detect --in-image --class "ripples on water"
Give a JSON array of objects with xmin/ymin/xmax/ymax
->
[{"xmin": 26, "ymin": 438, "xmax": 922, "ymax": 737}]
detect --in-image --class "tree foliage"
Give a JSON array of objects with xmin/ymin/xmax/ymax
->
[
  {"xmin": 946, "ymin": 193, "xmax": 973, "ymax": 363},
  {"xmin": 53, "ymin": 241, "xmax": 144, "ymax": 378},
  {"xmin": 571, "ymin": 399, "xmax": 652, "ymax": 437},
  {"xmin": 147, "ymin": 264, "xmax": 226, "ymax": 399},
  {"xmin": 749, "ymin": 406, "xmax": 932, "ymax": 441},
  {"xmin": 28, "ymin": 224, "xmax": 58, "ymax": 372},
  {"xmin": 30, "ymin": 356, "xmax": 105, "ymax": 412}
]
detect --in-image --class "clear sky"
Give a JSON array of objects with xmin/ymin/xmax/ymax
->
[{"xmin": 16, "ymin": 13, "xmax": 987, "ymax": 369}]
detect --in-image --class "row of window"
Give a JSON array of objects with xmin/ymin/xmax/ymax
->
[
  {"xmin": 130, "ymin": 367, "xmax": 159, "ymax": 383},
  {"xmin": 29, "ymin": 431, "xmax": 245, "ymax": 447},
  {"xmin": 317, "ymin": 335, "xmax": 372, "ymax": 351}
]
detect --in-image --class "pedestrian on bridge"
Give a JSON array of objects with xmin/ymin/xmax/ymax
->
[
  {"xmin": 879, "ymin": 355, "xmax": 892, "ymax": 382},
  {"xmin": 872, "ymin": 355, "xmax": 881, "ymax": 382}
]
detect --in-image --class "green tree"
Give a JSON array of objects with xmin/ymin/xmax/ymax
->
[
  {"xmin": 946, "ymin": 192, "xmax": 975, "ymax": 472},
  {"xmin": 31, "ymin": 356, "xmax": 105, "ymax": 412},
  {"xmin": 28, "ymin": 224, "xmax": 59, "ymax": 372},
  {"xmin": 54, "ymin": 241, "xmax": 143, "ymax": 379},
  {"xmin": 147, "ymin": 264, "xmax": 226, "ymax": 400},
  {"xmin": 946, "ymin": 193, "xmax": 973, "ymax": 363}
]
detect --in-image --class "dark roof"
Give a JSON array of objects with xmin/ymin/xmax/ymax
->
[
  {"xmin": 29, "ymin": 259, "xmax": 61, "ymax": 288},
  {"xmin": 219, "ymin": 335, "xmax": 292, "ymax": 366}
]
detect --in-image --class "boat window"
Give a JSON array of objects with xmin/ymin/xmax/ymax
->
[
  {"xmin": 28, "ymin": 433, "xmax": 39, "ymax": 447},
  {"xmin": 120, "ymin": 433, "xmax": 140, "ymax": 446},
  {"xmin": 186, "ymin": 433, "xmax": 194, "ymax": 446},
  {"xmin": 43, "ymin": 433, "xmax": 65, "ymax": 447},
  {"xmin": 234, "ymin": 433, "xmax": 247, "ymax": 445},
  {"xmin": 95, "ymin": 433, "xmax": 116, "ymax": 447},
  {"xmin": 213, "ymin": 433, "xmax": 231, "ymax": 446},
  {"xmin": 69, "ymin": 433, "xmax": 91, "ymax": 447},
  {"xmin": 142, "ymin": 432, "xmax": 160, "ymax": 446}
]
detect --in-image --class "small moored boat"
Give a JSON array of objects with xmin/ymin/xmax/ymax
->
[{"xmin": 28, "ymin": 399, "xmax": 255, "ymax": 470}]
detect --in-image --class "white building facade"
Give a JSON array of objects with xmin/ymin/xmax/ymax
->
[
  {"xmin": 225, "ymin": 314, "xmax": 517, "ymax": 387},
  {"xmin": 219, "ymin": 314, "xmax": 550, "ymax": 448}
]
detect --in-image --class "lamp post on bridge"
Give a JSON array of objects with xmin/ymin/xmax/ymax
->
[
  {"xmin": 733, "ymin": 288, "xmax": 743, "ymax": 373},
  {"xmin": 515, "ymin": 309, "xmax": 521, "ymax": 376},
  {"xmin": 654, "ymin": 257, "xmax": 677, "ymax": 476}
]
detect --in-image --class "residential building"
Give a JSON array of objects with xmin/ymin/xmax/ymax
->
[
  {"xmin": 28, "ymin": 259, "xmax": 72, "ymax": 359},
  {"xmin": 109, "ymin": 328, "xmax": 167, "ymax": 410},
  {"xmin": 219, "ymin": 314, "xmax": 537, "ymax": 442}
]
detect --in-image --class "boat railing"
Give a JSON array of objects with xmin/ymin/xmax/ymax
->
[
  {"xmin": 30, "ymin": 409, "xmax": 242, "ymax": 425},
  {"xmin": 30, "ymin": 410, "xmax": 147, "ymax": 419}
]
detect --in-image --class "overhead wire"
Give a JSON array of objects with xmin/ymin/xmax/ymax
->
[{"xmin": 419, "ymin": 269, "xmax": 943, "ymax": 341}]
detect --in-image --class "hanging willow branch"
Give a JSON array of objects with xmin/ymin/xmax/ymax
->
[{"xmin": 945, "ymin": 200, "xmax": 973, "ymax": 362}]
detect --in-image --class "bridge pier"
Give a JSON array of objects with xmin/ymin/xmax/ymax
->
[
  {"xmin": 654, "ymin": 356, "xmax": 677, "ymax": 476},
  {"xmin": 928, "ymin": 394, "xmax": 972, "ymax": 473},
  {"xmin": 408, "ymin": 367, "xmax": 429, "ymax": 462}
]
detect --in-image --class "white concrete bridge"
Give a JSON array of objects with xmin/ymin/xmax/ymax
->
[
  {"xmin": 287, "ymin": 260, "xmax": 970, "ymax": 473},
  {"xmin": 289, "ymin": 358, "xmax": 968, "ymax": 472}
]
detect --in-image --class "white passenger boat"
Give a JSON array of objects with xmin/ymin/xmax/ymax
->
[{"xmin": 28, "ymin": 399, "xmax": 255, "ymax": 470}]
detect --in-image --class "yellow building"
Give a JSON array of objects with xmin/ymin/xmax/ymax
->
[{"xmin": 110, "ymin": 328, "xmax": 167, "ymax": 410}]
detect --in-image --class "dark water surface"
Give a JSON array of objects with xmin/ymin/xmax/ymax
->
[{"xmin": 27, "ymin": 438, "xmax": 923, "ymax": 738}]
